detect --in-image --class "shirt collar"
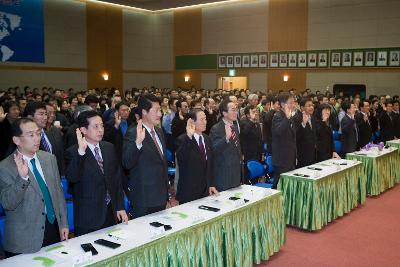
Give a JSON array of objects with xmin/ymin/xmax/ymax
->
[
  {"xmin": 193, "ymin": 132, "xmax": 203, "ymax": 142},
  {"xmin": 87, "ymin": 142, "xmax": 100, "ymax": 151},
  {"xmin": 142, "ymin": 123, "xmax": 155, "ymax": 133},
  {"xmin": 19, "ymin": 150, "xmax": 38, "ymax": 163}
]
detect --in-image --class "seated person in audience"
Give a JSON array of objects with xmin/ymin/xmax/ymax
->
[
  {"xmin": 0, "ymin": 101, "xmax": 20, "ymax": 160},
  {"xmin": 271, "ymin": 93, "xmax": 297, "ymax": 189},
  {"xmin": 65, "ymin": 111, "xmax": 128, "ymax": 236},
  {"xmin": 0, "ymin": 118, "xmax": 68, "ymax": 257},
  {"xmin": 240, "ymin": 105, "xmax": 263, "ymax": 163},
  {"xmin": 175, "ymin": 108, "xmax": 218, "ymax": 204},
  {"xmin": 340, "ymin": 100, "xmax": 358, "ymax": 157},
  {"xmin": 210, "ymin": 99, "xmax": 242, "ymax": 191},
  {"xmin": 379, "ymin": 101, "xmax": 396, "ymax": 142},
  {"xmin": 123, "ymin": 94, "xmax": 175, "ymax": 218},
  {"xmin": 356, "ymin": 100, "xmax": 373, "ymax": 149},
  {"xmin": 315, "ymin": 104, "xmax": 340, "ymax": 161},
  {"xmin": 26, "ymin": 101, "xmax": 65, "ymax": 176},
  {"xmin": 296, "ymin": 97, "xmax": 317, "ymax": 168}
]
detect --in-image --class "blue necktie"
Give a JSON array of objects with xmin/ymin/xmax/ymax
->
[
  {"xmin": 40, "ymin": 132, "xmax": 51, "ymax": 153},
  {"xmin": 30, "ymin": 158, "xmax": 56, "ymax": 224},
  {"xmin": 120, "ymin": 120, "xmax": 128, "ymax": 136}
]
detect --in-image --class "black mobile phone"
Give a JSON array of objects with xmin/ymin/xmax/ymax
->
[
  {"xmin": 94, "ymin": 239, "xmax": 121, "ymax": 249},
  {"xmin": 199, "ymin": 205, "xmax": 220, "ymax": 212},
  {"xmin": 81, "ymin": 243, "xmax": 98, "ymax": 255},
  {"xmin": 163, "ymin": 224, "xmax": 172, "ymax": 231},
  {"xmin": 229, "ymin": 196, "xmax": 240, "ymax": 201},
  {"xmin": 150, "ymin": 221, "xmax": 164, "ymax": 227},
  {"xmin": 307, "ymin": 167, "xmax": 322, "ymax": 171}
]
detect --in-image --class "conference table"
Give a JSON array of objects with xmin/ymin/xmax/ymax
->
[
  {"xmin": 386, "ymin": 139, "xmax": 400, "ymax": 151},
  {"xmin": 278, "ymin": 159, "xmax": 365, "ymax": 231},
  {"xmin": 0, "ymin": 185, "xmax": 285, "ymax": 267},
  {"xmin": 346, "ymin": 146, "xmax": 400, "ymax": 196}
]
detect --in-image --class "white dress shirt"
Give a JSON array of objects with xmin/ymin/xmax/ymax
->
[
  {"xmin": 136, "ymin": 124, "xmax": 163, "ymax": 154},
  {"xmin": 193, "ymin": 132, "xmax": 207, "ymax": 160}
]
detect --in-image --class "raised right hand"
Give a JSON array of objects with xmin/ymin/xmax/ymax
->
[
  {"xmin": 114, "ymin": 111, "xmax": 121, "ymax": 129},
  {"xmin": 225, "ymin": 124, "xmax": 233, "ymax": 140},
  {"xmin": 186, "ymin": 118, "xmax": 195, "ymax": 138},
  {"xmin": 0, "ymin": 106, "xmax": 7, "ymax": 122},
  {"xmin": 76, "ymin": 128, "xmax": 87, "ymax": 153},
  {"xmin": 136, "ymin": 120, "xmax": 146, "ymax": 145},
  {"xmin": 14, "ymin": 152, "xmax": 29, "ymax": 178}
]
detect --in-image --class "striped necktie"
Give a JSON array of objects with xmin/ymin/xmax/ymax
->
[
  {"xmin": 230, "ymin": 125, "xmax": 239, "ymax": 147},
  {"xmin": 94, "ymin": 147, "xmax": 111, "ymax": 205},
  {"xmin": 40, "ymin": 132, "xmax": 51, "ymax": 153}
]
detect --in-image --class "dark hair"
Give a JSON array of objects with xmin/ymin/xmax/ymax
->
[
  {"xmin": 277, "ymin": 92, "xmax": 292, "ymax": 105},
  {"xmin": 84, "ymin": 94, "xmax": 99, "ymax": 104},
  {"xmin": 24, "ymin": 101, "xmax": 46, "ymax": 117},
  {"xmin": 341, "ymin": 100, "xmax": 352, "ymax": 112},
  {"xmin": 168, "ymin": 97, "xmax": 177, "ymax": 107},
  {"xmin": 315, "ymin": 104, "xmax": 331, "ymax": 121},
  {"xmin": 77, "ymin": 110, "xmax": 102, "ymax": 128},
  {"xmin": 300, "ymin": 97, "xmax": 313, "ymax": 107},
  {"xmin": 219, "ymin": 99, "xmax": 231, "ymax": 116},
  {"xmin": 11, "ymin": 118, "xmax": 36, "ymax": 137},
  {"xmin": 115, "ymin": 101, "xmax": 129, "ymax": 110},
  {"xmin": 261, "ymin": 99, "xmax": 268, "ymax": 106},
  {"xmin": 359, "ymin": 99, "xmax": 370, "ymax": 108},
  {"xmin": 187, "ymin": 108, "xmax": 204, "ymax": 122},
  {"xmin": 136, "ymin": 94, "xmax": 160, "ymax": 119},
  {"xmin": 243, "ymin": 105, "xmax": 254, "ymax": 116},
  {"xmin": 3, "ymin": 100, "xmax": 19, "ymax": 113}
]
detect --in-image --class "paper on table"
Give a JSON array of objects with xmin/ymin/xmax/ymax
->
[
  {"xmin": 107, "ymin": 227, "xmax": 135, "ymax": 240},
  {"xmin": 46, "ymin": 244, "xmax": 82, "ymax": 259}
]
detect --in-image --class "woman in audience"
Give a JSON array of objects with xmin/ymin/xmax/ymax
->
[{"xmin": 315, "ymin": 104, "xmax": 340, "ymax": 162}]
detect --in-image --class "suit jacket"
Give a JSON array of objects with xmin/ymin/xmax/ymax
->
[
  {"xmin": 0, "ymin": 151, "xmax": 68, "ymax": 253},
  {"xmin": 263, "ymin": 109, "xmax": 276, "ymax": 153},
  {"xmin": 0, "ymin": 118, "xmax": 15, "ymax": 161},
  {"xmin": 240, "ymin": 118, "xmax": 263, "ymax": 161},
  {"xmin": 271, "ymin": 110, "xmax": 296, "ymax": 169},
  {"xmin": 209, "ymin": 120, "xmax": 242, "ymax": 191},
  {"xmin": 355, "ymin": 112, "xmax": 372, "ymax": 149},
  {"xmin": 394, "ymin": 112, "xmax": 400, "ymax": 139},
  {"xmin": 65, "ymin": 141, "xmax": 124, "ymax": 232},
  {"xmin": 44, "ymin": 126, "xmax": 65, "ymax": 176},
  {"xmin": 122, "ymin": 125, "xmax": 169, "ymax": 208},
  {"xmin": 379, "ymin": 112, "xmax": 395, "ymax": 142},
  {"xmin": 204, "ymin": 109, "xmax": 218, "ymax": 135},
  {"xmin": 175, "ymin": 134, "xmax": 215, "ymax": 204},
  {"xmin": 296, "ymin": 118, "xmax": 317, "ymax": 167},
  {"xmin": 315, "ymin": 120, "xmax": 335, "ymax": 162},
  {"xmin": 340, "ymin": 115, "xmax": 358, "ymax": 154},
  {"xmin": 104, "ymin": 119, "xmax": 132, "ymax": 161}
]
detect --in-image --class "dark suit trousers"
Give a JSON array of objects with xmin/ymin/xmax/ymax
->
[
  {"xmin": 75, "ymin": 204, "xmax": 115, "ymax": 237},
  {"xmin": 132, "ymin": 205, "xmax": 165, "ymax": 219},
  {"xmin": 5, "ymin": 219, "xmax": 60, "ymax": 258},
  {"xmin": 272, "ymin": 165, "xmax": 295, "ymax": 189}
]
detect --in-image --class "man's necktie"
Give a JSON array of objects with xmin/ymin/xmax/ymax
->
[
  {"xmin": 230, "ymin": 125, "xmax": 239, "ymax": 147},
  {"xmin": 198, "ymin": 135, "xmax": 206, "ymax": 161},
  {"xmin": 30, "ymin": 158, "xmax": 55, "ymax": 224},
  {"xmin": 40, "ymin": 132, "xmax": 51, "ymax": 153},
  {"xmin": 120, "ymin": 120, "xmax": 128, "ymax": 136},
  {"xmin": 150, "ymin": 129, "xmax": 164, "ymax": 158},
  {"xmin": 94, "ymin": 147, "xmax": 111, "ymax": 205}
]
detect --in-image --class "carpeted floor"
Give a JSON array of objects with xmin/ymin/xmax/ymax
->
[{"xmin": 257, "ymin": 184, "xmax": 400, "ymax": 267}]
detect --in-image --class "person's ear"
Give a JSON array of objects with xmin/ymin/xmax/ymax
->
[
  {"xmin": 79, "ymin": 127, "xmax": 88, "ymax": 135},
  {"xmin": 12, "ymin": 136, "xmax": 20, "ymax": 146}
]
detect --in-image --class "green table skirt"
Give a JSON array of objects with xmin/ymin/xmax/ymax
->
[
  {"xmin": 346, "ymin": 150, "xmax": 400, "ymax": 196},
  {"xmin": 91, "ymin": 192, "xmax": 285, "ymax": 267},
  {"xmin": 278, "ymin": 164, "xmax": 365, "ymax": 231},
  {"xmin": 386, "ymin": 141, "xmax": 400, "ymax": 152}
]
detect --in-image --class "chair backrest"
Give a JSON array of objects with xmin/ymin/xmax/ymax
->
[
  {"xmin": 266, "ymin": 155, "xmax": 273, "ymax": 173},
  {"xmin": 334, "ymin": 140, "xmax": 342, "ymax": 154},
  {"xmin": 247, "ymin": 160, "xmax": 266, "ymax": 180},
  {"xmin": 333, "ymin": 131, "xmax": 341, "ymax": 141}
]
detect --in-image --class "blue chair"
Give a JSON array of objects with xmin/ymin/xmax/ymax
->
[
  {"xmin": 61, "ymin": 177, "xmax": 72, "ymax": 200},
  {"xmin": 0, "ymin": 216, "xmax": 5, "ymax": 246},
  {"xmin": 334, "ymin": 140, "xmax": 342, "ymax": 154},
  {"xmin": 166, "ymin": 149, "xmax": 176, "ymax": 176},
  {"xmin": 124, "ymin": 196, "xmax": 131, "ymax": 212},
  {"xmin": 66, "ymin": 201, "xmax": 74, "ymax": 233},
  {"xmin": 254, "ymin": 182, "xmax": 272, "ymax": 188},
  {"xmin": 266, "ymin": 155, "xmax": 273, "ymax": 174},
  {"xmin": 247, "ymin": 160, "xmax": 266, "ymax": 181},
  {"xmin": 332, "ymin": 131, "xmax": 340, "ymax": 141},
  {"xmin": 166, "ymin": 149, "xmax": 174, "ymax": 163},
  {"xmin": 0, "ymin": 205, "xmax": 4, "ymax": 216}
]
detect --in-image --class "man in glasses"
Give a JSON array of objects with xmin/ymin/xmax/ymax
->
[{"xmin": 0, "ymin": 118, "xmax": 68, "ymax": 256}]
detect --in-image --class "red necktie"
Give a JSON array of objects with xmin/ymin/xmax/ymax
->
[
  {"xmin": 198, "ymin": 135, "xmax": 206, "ymax": 161},
  {"xmin": 150, "ymin": 129, "xmax": 163, "ymax": 158},
  {"xmin": 230, "ymin": 125, "xmax": 239, "ymax": 147}
]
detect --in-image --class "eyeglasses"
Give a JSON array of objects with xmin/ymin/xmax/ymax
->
[{"xmin": 19, "ymin": 131, "xmax": 42, "ymax": 138}]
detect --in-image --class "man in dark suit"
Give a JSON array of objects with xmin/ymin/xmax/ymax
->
[
  {"xmin": 340, "ymin": 100, "xmax": 358, "ymax": 157},
  {"xmin": 0, "ymin": 118, "xmax": 68, "ymax": 256},
  {"xmin": 65, "ymin": 111, "xmax": 128, "ymax": 236},
  {"xmin": 26, "ymin": 101, "xmax": 65, "ymax": 176},
  {"xmin": 171, "ymin": 99, "xmax": 189, "ymax": 141},
  {"xmin": 123, "ymin": 94, "xmax": 175, "ymax": 218},
  {"xmin": 0, "ymin": 101, "xmax": 20, "ymax": 161},
  {"xmin": 210, "ymin": 99, "xmax": 242, "ymax": 191},
  {"xmin": 262, "ymin": 97, "xmax": 280, "ymax": 155},
  {"xmin": 379, "ymin": 101, "xmax": 396, "ymax": 142},
  {"xmin": 296, "ymin": 98, "xmax": 317, "ymax": 168},
  {"xmin": 240, "ymin": 105, "xmax": 263, "ymax": 162},
  {"xmin": 393, "ymin": 100, "xmax": 400, "ymax": 139},
  {"xmin": 175, "ymin": 108, "xmax": 218, "ymax": 204},
  {"xmin": 356, "ymin": 100, "xmax": 373, "ymax": 149},
  {"xmin": 271, "ymin": 93, "xmax": 297, "ymax": 189}
]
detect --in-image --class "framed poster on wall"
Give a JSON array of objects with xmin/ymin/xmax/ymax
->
[
  {"xmin": 218, "ymin": 56, "xmax": 226, "ymax": 68},
  {"xmin": 270, "ymin": 53, "xmax": 278, "ymax": 68},
  {"xmin": 331, "ymin": 52, "xmax": 341, "ymax": 67},
  {"xmin": 288, "ymin": 53, "xmax": 297, "ymax": 67},
  {"xmin": 234, "ymin": 55, "xmax": 242, "ymax": 68},
  {"xmin": 308, "ymin": 52, "xmax": 317, "ymax": 67},
  {"xmin": 377, "ymin": 51, "xmax": 387, "ymax": 66},
  {"xmin": 365, "ymin": 51, "xmax": 375, "ymax": 66},
  {"xmin": 242, "ymin": 55, "xmax": 250, "ymax": 68},
  {"xmin": 389, "ymin": 50, "xmax": 400, "ymax": 66},
  {"xmin": 227, "ymin": 56, "xmax": 233, "ymax": 68},
  {"xmin": 342, "ymin": 51, "xmax": 352, "ymax": 67},
  {"xmin": 259, "ymin": 54, "xmax": 267, "ymax": 68},
  {"xmin": 298, "ymin": 53, "xmax": 307, "ymax": 67},
  {"xmin": 250, "ymin": 54, "xmax": 259, "ymax": 67},
  {"xmin": 353, "ymin": 51, "xmax": 363, "ymax": 67},
  {"xmin": 318, "ymin": 52, "xmax": 328, "ymax": 67},
  {"xmin": 279, "ymin": 53, "xmax": 288, "ymax": 68}
]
